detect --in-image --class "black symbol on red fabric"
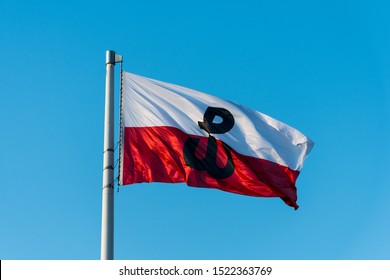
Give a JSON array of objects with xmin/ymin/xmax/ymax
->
[{"xmin": 183, "ymin": 107, "xmax": 235, "ymax": 179}]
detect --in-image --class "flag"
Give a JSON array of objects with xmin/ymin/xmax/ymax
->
[{"xmin": 119, "ymin": 71, "xmax": 314, "ymax": 209}]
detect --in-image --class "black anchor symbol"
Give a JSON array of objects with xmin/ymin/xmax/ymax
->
[{"xmin": 183, "ymin": 107, "xmax": 235, "ymax": 179}]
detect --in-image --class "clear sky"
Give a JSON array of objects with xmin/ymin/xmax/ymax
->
[{"xmin": 1, "ymin": 0, "xmax": 389, "ymax": 260}]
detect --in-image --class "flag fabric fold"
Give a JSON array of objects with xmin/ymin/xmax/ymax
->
[{"xmin": 119, "ymin": 71, "xmax": 314, "ymax": 209}]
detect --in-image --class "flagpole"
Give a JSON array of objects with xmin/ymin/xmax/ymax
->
[{"xmin": 100, "ymin": 50, "xmax": 118, "ymax": 260}]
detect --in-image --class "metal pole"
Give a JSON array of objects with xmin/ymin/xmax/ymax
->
[{"xmin": 101, "ymin": 50, "xmax": 116, "ymax": 260}]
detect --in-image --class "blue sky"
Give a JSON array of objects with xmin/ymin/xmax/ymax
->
[{"xmin": 1, "ymin": 0, "xmax": 389, "ymax": 260}]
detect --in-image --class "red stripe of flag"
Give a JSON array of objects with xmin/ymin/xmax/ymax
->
[{"xmin": 121, "ymin": 126, "xmax": 300, "ymax": 209}]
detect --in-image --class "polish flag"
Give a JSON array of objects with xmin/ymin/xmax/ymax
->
[{"xmin": 119, "ymin": 71, "xmax": 314, "ymax": 209}]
